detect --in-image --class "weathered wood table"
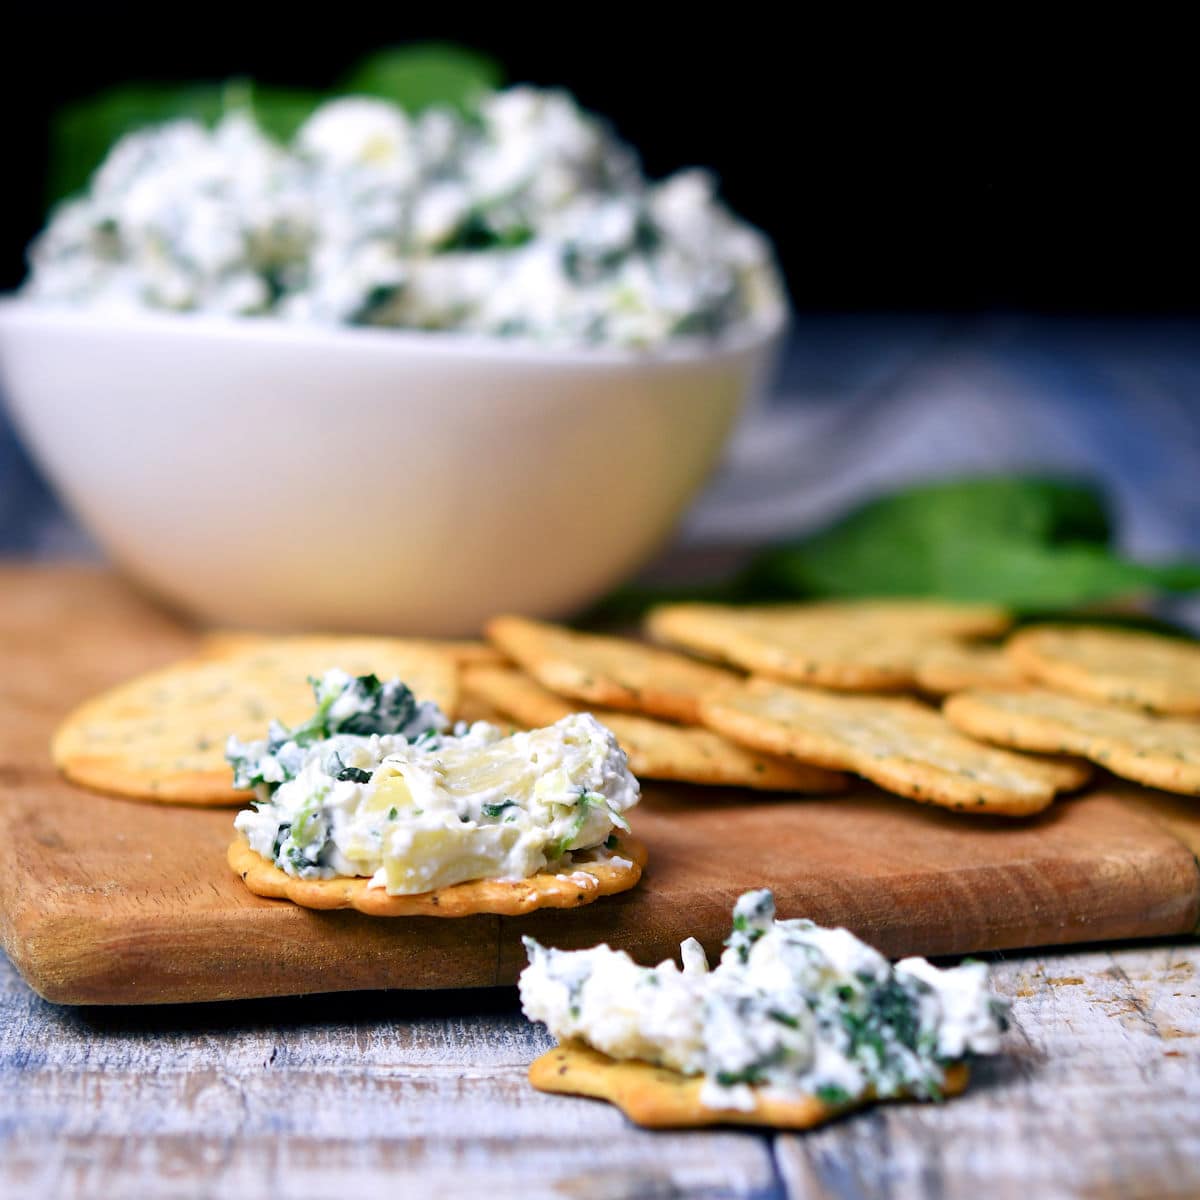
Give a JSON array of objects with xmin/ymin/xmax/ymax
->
[
  {"xmin": 2, "ymin": 941, "xmax": 1197, "ymax": 1198},
  {"xmin": 2, "ymin": 317, "xmax": 1198, "ymax": 1197}
]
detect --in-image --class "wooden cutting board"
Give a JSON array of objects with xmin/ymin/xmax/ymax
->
[{"xmin": 1, "ymin": 564, "xmax": 1197, "ymax": 1006}]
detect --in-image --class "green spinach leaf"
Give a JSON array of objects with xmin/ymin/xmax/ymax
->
[
  {"xmin": 45, "ymin": 42, "xmax": 503, "ymax": 206},
  {"xmin": 591, "ymin": 476, "xmax": 1200, "ymax": 619},
  {"xmin": 341, "ymin": 43, "xmax": 502, "ymax": 114},
  {"xmin": 739, "ymin": 476, "xmax": 1200, "ymax": 609}
]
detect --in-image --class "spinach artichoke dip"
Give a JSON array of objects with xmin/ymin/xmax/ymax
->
[
  {"xmin": 521, "ymin": 890, "xmax": 1007, "ymax": 1111},
  {"xmin": 230, "ymin": 669, "xmax": 640, "ymax": 894},
  {"xmin": 25, "ymin": 89, "xmax": 783, "ymax": 347}
]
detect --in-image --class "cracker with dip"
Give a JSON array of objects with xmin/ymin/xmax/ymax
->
[
  {"xmin": 223, "ymin": 666, "xmax": 647, "ymax": 915},
  {"xmin": 52, "ymin": 638, "xmax": 458, "ymax": 805},
  {"xmin": 521, "ymin": 889, "xmax": 1003, "ymax": 1129}
]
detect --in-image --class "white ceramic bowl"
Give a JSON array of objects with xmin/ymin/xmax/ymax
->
[{"xmin": 0, "ymin": 302, "xmax": 783, "ymax": 634}]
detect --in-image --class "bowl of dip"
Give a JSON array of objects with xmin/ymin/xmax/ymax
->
[{"xmin": 0, "ymin": 88, "xmax": 786, "ymax": 634}]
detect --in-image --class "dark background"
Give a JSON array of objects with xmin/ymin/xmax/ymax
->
[{"xmin": 2, "ymin": 7, "xmax": 1196, "ymax": 313}]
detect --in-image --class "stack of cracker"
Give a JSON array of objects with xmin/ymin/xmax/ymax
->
[{"xmin": 466, "ymin": 607, "xmax": 1200, "ymax": 818}]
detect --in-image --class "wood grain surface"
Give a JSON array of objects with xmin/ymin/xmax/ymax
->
[
  {"xmin": 2, "ymin": 939, "xmax": 1196, "ymax": 1199},
  {"xmin": 1, "ymin": 564, "xmax": 1198, "ymax": 1006}
]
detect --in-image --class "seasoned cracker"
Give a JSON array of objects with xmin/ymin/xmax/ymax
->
[
  {"xmin": 53, "ymin": 639, "xmax": 459, "ymax": 805},
  {"xmin": 647, "ymin": 602, "xmax": 1012, "ymax": 692},
  {"xmin": 228, "ymin": 833, "xmax": 646, "ymax": 916},
  {"xmin": 464, "ymin": 666, "xmax": 848, "ymax": 793},
  {"xmin": 463, "ymin": 665, "xmax": 577, "ymax": 728},
  {"xmin": 203, "ymin": 630, "xmax": 506, "ymax": 670},
  {"xmin": 944, "ymin": 688, "xmax": 1200, "ymax": 796},
  {"xmin": 528, "ymin": 1040, "xmax": 968, "ymax": 1129},
  {"xmin": 1007, "ymin": 625, "xmax": 1200, "ymax": 715},
  {"xmin": 700, "ymin": 679, "xmax": 1090, "ymax": 814},
  {"xmin": 914, "ymin": 642, "xmax": 1021, "ymax": 696},
  {"xmin": 485, "ymin": 616, "xmax": 738, "ymax": 724},
  {"xmin": 775, "ymin": 599, "xmax": 1012, "ymax": 637},
  {"xmin": 453, "ymin": 691, "xmax": 522, "ymax": 730}
]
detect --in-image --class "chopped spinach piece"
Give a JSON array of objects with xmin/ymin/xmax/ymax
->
[
  {"xmin": 714, "ymin": 1066, "xmax": 764, "ymax": 1088},
  {"xmin": 481, "ymin": 799, "xmax": 516, "ymax": 818},
  {"xmin": 551, "ymin": 788, "xmax": 597, "ymax": 859},
  {"xmin": 725, "ymin": 889, "xmax": 775, "ymax": 963},
  {"xmin": 226, "ymin": 669, "xmax": 445, "ymax": 796},
  {"xmin": 271, "ymin": 822, "xmax": 291, "ymax": 859}
]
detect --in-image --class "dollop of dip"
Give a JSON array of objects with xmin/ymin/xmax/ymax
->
[
  {"xmin": 230, "ymin": 669, "xmax": 639, "ymax": 894},
  {"xmin": 25, "ymin": 88, "xmax": 784, "ymax": 347},
  {"xmin": 520, "ymin": 890, "xmax": 1007, "ymax": 1111}
]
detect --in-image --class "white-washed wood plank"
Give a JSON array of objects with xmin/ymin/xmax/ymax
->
[
  {"xmin": 5, "ymin": 923, "xmax": 1199, "ymax": 1198},
  {"xmin": 0, "ymin": 951, "xmax": 778, "ymax": 1199},
  {"xmin": 777, "ymin": 944, "xmax": 1200, "ymax": 1200}
]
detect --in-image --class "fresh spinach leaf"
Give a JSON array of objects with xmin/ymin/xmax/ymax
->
[
  {"xmin": 591, "ymin": 476, "xmax": 1200, "ymax": 618},
  {"xmin": 46, "ymin": 80, "xmax": 321, "ymax": 205},
  {"xmin": 45, "ymin": 42, "xmax": 503, "ymax": 206},
  {"xmin": 340, "ymin": 43, "xmax": 502, "ymax": 114},
  {"xmin": 738, "ymin": 476, "xmax": 1200, "ymax": 608}
]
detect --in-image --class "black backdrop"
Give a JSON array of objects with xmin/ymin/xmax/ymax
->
[{"xmin": 4, "ymin": 6, "xmax": 1196, "ymax": 313}]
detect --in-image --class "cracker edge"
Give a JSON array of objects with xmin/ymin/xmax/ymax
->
[
  {"xmin": 699, "ymin": 686, "xmax": 1080, "ymax": 816},
  {"xmin": 528, "ymin": 1040, "xmax": 969, "ymax": 1129},
  {"xmin": 646, "ymin": 606, "xmax": 931, "ymax": 692},
  {"xmin": 51, "ymin": 642, "xmax": 459, "ymax": 806},
  {"xmin": 463, "ymin": 665, "xmax": 850, "ymax": 794},
  {"xmin": 943, "ymin": 690, "xmax": 1200, "ymax": 797},
  {"xmin": 1006, "ymin": 627, "xmax": 1200, "ymax": 716},
  {"xmin": 486, "ymin": 615, "xmax": 737, "ymax": 724},
  {"xmin": 227, "ymin": 834, "xmax": 647, "ymax": 917},
  {"xmin": 203, "ymin": 631, "xmax": 506, "ymax": 671}
]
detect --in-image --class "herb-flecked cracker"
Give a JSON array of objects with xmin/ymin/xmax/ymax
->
[
  {"xmin": 453, "ymin": 691, "xmax": 522, "ymax": 730},
  {"xmin": 463, "ymin": 666, "xmax": 848, "ymax": 792},
  {"xmin": 646, "ymin": 602, "xmax": 1012, "ymax": 691},
  {"xmin": 1006, "ymin": 625, "xmax": 1200, "ymax": 715},
  {"xmin": 485, "ymin": 616, "xmax": 739, "ymax": 724},
  {"xmin": 228, "ymin": 833, "xmax": 646, "ymax": 916},
  {"xmin": 53, "ymin": 639, "xmax": 459, "ymax": 805},
  {"xmin": 528, "ymin": 1040, "xmax": 968, "ymax": 1130},
  {"xmin": 943, "ymin": 688, "xmax": 1200, "ymax": 796},
  {"xmin": 700, "ymin": 679, "xmax": 1090, "ymax": 814},
  {"xmin": 203, "ymin": 631, "xmax": 507, "ymax": 670},
  {"xmin": 914, "ymin": 642, "xmax": 1021, "ymax": 696}
]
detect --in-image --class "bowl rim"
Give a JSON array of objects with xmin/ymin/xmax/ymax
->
[{"xmin": 0, "ymin": 295, "xmax": 788, "ymax": 368}]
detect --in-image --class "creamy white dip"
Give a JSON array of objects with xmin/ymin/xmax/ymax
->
[
  {"xmin": 230, "ymin": 669, "xmax": 640, "ymax": 894},
  {"xmin": 520, "ymin": 889, "xmax": 1007, "ymax": 1110},
  {"xmin": 25, "ymin": 88, "xmax": 784, "ymax": 347}
]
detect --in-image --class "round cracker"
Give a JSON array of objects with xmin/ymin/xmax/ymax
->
[
  {"xmin": 914, "ymin": 642, "xmax": 1022, "ymax": 696},
  {"xmin": 228, "ymin": 834, "xmax": 646, "ymax": 916},
  {"xmin": 701, "ymin": 679, "xmax": 1090, "ymax": 815},
  {"xmin": 944, "ymin": 687, "xmax": 1200, "ymax": 796},
  {"xmin": 1007, "ymin": 625, "xmax": 1200, "ymax": 715},
  {"xmin": 53, "ymin": 639, "xmax": 459, "ymax": 806},
  {"xmin": 646, "ymin": 602, "xmax": 1012, "ymax": 692},
  {"xmin": 203, "ymin": 631, "xmax": 506, "ymax": 670},
  {"xmin": 528, "ymin": 1040, "xmax": 969, "ymax": 1130},
  {"xmin": 485, "ymin": 616, "xmax": 739, "ymax": 724},
  {"xmin": 463, "ymin": 665, "xmax": 848, "ymax": 793}
]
